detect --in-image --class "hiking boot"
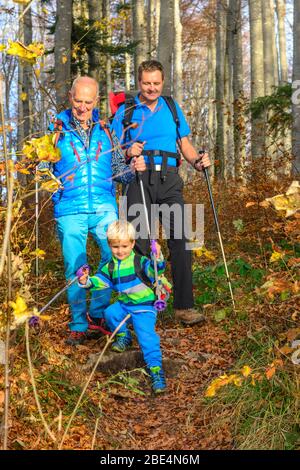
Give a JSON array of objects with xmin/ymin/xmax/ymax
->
[
  {"xmin": 87, "ymin": 314, "xmax": 111, "ymax": 336},
  {"xmin": 149, "ymin": 366, "xmax": 167, "ymax": 394},
  {"xmin": 65, "ymin": 331, "xmax": 87, "ymax": 346},
  {"xmin": 174, "ymin": 308, "xmax": 206, "ymax": 326},
  {"xmin": 111, "ymin": 333, "xmax": 132, "ymax": 353}
]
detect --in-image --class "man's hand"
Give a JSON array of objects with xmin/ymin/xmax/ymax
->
[
  {"xmin": 127, "ymin": 141, "xmax": 146, "ymax": 158},
  {"xmin": 193, "ymin": 152, "xmax": 211, "ymax": 172},
  {"xmin": 130, "ymin": 155, "xmax": 146, "ymax": 173}
]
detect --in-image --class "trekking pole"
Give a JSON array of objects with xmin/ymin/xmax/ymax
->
[
  {"xmin": 135, "ymin": 153, "xmax": 167, "ymax": 312},
  {"xmin": 38, "ymin": 276, "xmax": 78, "ymax": 315},
  {"xmin": 199, "ymin": 150, "xmax": 236, "ymax": 310}
]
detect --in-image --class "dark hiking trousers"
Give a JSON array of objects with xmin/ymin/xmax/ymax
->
[{"xmin": 125, "ymin": 169, "xmax": 194, "ymax": 309}]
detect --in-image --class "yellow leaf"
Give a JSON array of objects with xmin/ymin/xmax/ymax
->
[
  {"xmin": 245, "ymin": 201, "xmax": 256, "ymax": 208},
  {"xmin": 20, "ymin": 92, "xmax": 27, "ymax": 101},
  {"xmin": 61, "ymin": 55, "xmax": 68, "ymax": 64},
  {"xmin": 270, "ymin": 251, "xmax": 284, "ymax": 263},
  {"xmin": 30, "ymin": 249, "xmax": 46, "ymax": 259},
  {"xmin": 13, "ymin": 0, "xmax": 31, "ymax": 4},
  {"xmin": 9, "ymin": 295, "xmax": 30, "ymax": 325},
  {"xmin": 241, "ymin": 365, "xmax": 252, "ymax": 378},
  {"xmin": 0, "ymin": 45, "xmax": 6, "ymax": 52},
  {"xmin": 40, "ymin": 180, "xmax": 60, "ymax": 193},
  {"xmin": 205, "ymin": 385, "xmax": 217, "ymax": 397},
  {"xmin": 34, "ymin": 68, "xmax": 41, "ymax": 79},
  {"xmin": 193, "ymin": 246, "xmax": 216, "ymax": 261},
  {"xmin": 22, "ymin": 134, "xmax": 61, "ymax": 163},
  {"xmin": 6, "ymin": 41, "xmax": 44, "ymax": 64},
  {"xmin": 40, "ymin": 315, "xmax": 51, "ymax": 321}
]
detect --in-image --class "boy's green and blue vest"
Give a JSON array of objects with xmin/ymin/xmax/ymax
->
[
  {"xmin": 87, "ymin": 250, "xmax": 165, "ymax": 307},
  {"xmin": 50, "ymin": 108, "xmax": 117, "ymax": 218}
]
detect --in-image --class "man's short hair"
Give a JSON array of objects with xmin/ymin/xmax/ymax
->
[
  {"xmin": 138, "ymin": 60, "xmax": 165, "ymax": 81},
  {"xmin": 107, "ymin": 220, "xmax": 136, "ymax": 243}
]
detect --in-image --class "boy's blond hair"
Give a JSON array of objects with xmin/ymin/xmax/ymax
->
[{"xmin": 107, "ymin": 220, "xmax": 135, "ymax": 243}]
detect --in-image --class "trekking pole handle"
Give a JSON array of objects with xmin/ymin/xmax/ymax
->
[{"xmin": 135, "ymin": 140, "xmax": 145, "ymax": 178}]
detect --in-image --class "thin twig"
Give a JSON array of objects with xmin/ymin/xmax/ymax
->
[
  {"xmin": 91, "ymin": 417, "xmax": 99, "ymax": 450},
  {"xmin": 25, "ymin": 322, "xmax": 57, "ymax": 444},
  {"xmin": 58, "ymin": 313, "xmax": 131, "ymax": 450},
  {"xmin": 0, "ymin": 73, "xmax": 13, "ymax": 450}
]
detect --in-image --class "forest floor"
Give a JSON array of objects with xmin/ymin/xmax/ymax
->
[{"xmin": 2, "ymin": 174, "xmax": 300, "ymax": 450}]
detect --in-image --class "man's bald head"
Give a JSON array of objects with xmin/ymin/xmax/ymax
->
[
  {"xmin": 69, "ymin": 76, "xmax": 99, "ymax": 127},
  {"xmin": 70, "ymin": 76, "xmax": 99, "ymax": 97}
]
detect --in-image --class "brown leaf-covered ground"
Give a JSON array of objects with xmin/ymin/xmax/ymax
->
[{"xmin": 1, "ymin": 175, "xmax": 300, "ymax": 450}]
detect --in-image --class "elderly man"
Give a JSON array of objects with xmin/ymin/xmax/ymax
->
[
  {"xmin": 51, "ymin": 76, "xmax": 145, "ymax": 345},
  {"xmin": 112, "ymin": 60, "xmax": 210, "ymax": 326}
]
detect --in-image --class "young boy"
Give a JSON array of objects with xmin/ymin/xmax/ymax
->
[{"xmin": 78, "ymin": 220, "xmax": 170, "ymax": 394}]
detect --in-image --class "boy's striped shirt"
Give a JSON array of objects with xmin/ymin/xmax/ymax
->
[{"xmin": 88, "ymin": 250, "xmax": 165, "ymax": 306}]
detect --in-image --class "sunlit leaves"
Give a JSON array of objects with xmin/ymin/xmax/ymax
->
[
  {"xmin": 9, "ymin": 295, "xmax": 50, "ymax": 327},
  {"xmin": 30, "ymin": 249, "xmax": 46, "ymax": 260},
  {"xmin": 269, "ymin": 250, "xmax": 284, "ymax": 263},
  {"xmin": 193, "ymin": 246, "xmax": 216, "ymax": 261},
  {"xmin": 6, "ymin": 40, "xmax": 45, "ymax": 65},
  {"xmin": 265, "ymin": 181, "xmax": 300, "ymax": 218},
  {"xmin": 22, "ymin": 134, "xmax": 61, "ymax": 163},
  {"xmin": 205, "ymin": 365, "xmax": 262, "ymax": 398}
]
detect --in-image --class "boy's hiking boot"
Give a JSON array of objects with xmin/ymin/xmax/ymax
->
[
  {"xmin": 87, "ymin": 314, "xmax": 111, "ymax": 336},
  {"xmin": 65, "ymin": 331, "xmax": 86, "ymax": 346},
  {"xmin": 111, "ymin": 333, "xmax": 132, "ymax": 353},
  {"xmin": 174, "ymin": 308, "xmax": 205, "ymax": 326},
  {"xmin": 149, "ymin": 366, "xmax": 167, "ymax": 394}
]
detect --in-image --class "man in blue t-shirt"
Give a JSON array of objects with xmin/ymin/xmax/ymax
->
[{"xmin": 111, "ymin": 60, "xmax": 210, "ymax": 325}]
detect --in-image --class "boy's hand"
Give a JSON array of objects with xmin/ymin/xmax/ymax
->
[{"xmin": 76, "ymin": 264, "xmax": 90, "ymax": 285}]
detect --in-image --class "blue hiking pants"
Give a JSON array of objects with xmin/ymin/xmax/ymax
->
[
  {"xmin": 104, "ymin": 302, "xmax": 162, "ymax": 368},
  {"xmin": 56, "ymin": 211, "xmax": 118, "ymax": 332}
]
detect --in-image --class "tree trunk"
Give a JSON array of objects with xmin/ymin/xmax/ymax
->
[
  {"xmin": 215, "ymin": 0, "xmax": 227, "ymax": 179},
  {"xmin": 248, "ymin": 0, "xmax": 265, "ymax": 158},
  {"xmin": 275, "ymin": 0, "xmax": 288, "ymax": 83},
  {"xmin": 87, "ymin": 0, "xmax": 103, "ymax": 83},
  {"xmin": 262, "ymin": 0, "xmax": 276, "ymax": 94},
  {"xmin": 224, "ymin": 0, "xmax": 234, "ymax": 179},
  {"xmin": 155, "ymin": 0, "xmax": 161, "ymax": 52},
  {"xmin": 207, "ymin": 34, "xmax": 216, "ymax": 179},
  {"xmin": 17, "ymin": 3, "xmax": 33, "ymax": 185},
  {"xmin": 292, "ymin": 0, "xmax": 300, "ymax": 174},
  {"xmin": 132, "ymin": 0, "xmax": 147, "ymax": 87},
  {"xmin": 158, "ymin": 0, "xmax": 174, "ymax": 95},
  {"xmin": 147, "ymin": 0, "xmax": 155, "ymax": 58},
  {"xmin": 173, "ymin": 0, "xmax": 182, "ymax": 105},
  {"xmin": 55, "ymin": 0, "xmax": 73, "ymax": 108},
  {"xmin": 104, "ymin": 0, "xmax": 112, "ymax": 116},
  {"xmin": 230, "ymin": 0, "xmax": 246, "ymax": 181}
]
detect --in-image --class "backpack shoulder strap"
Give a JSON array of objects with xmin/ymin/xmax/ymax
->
[
  {"xmin": 108, "ymin": 259, "xmax": 115, "ymax": 280},
  {"xmin": 162, "ymin": 96, "xmax": 181, "ymax": 141},
  {"xmin": 122, "ymin": 94, "xmax": 136, "ymax": 142},
  {"xmin": 53, "ymin": 119, "xmax": 63, "ymax": 147},
  {"xmin": 134, "ymin": 254, "xmax": 153, "ymax": 289},
  {"xmin": 99, "ymin": 119, "xmax": 113, "ymax": 148}
]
